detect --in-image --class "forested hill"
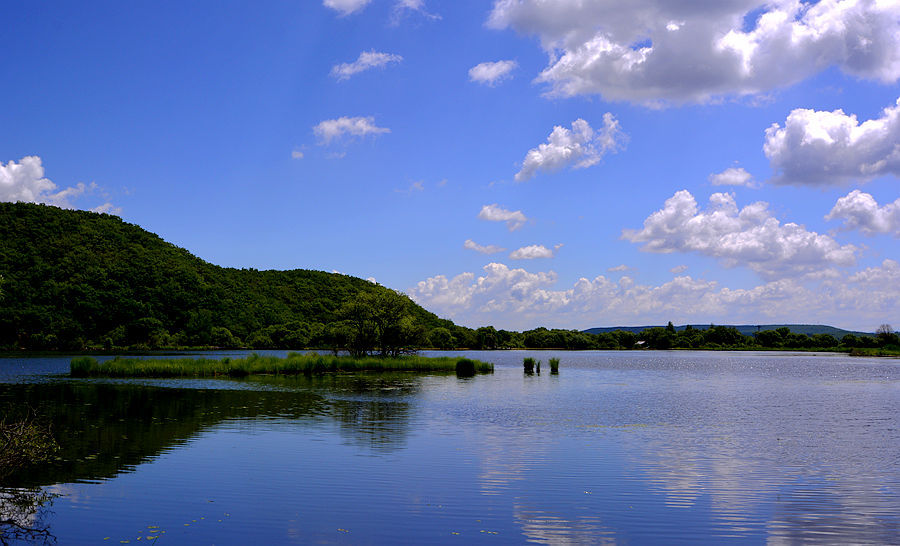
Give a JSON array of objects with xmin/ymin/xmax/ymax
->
[
  {"xmin": 0, "ymin": 202, "xmax": 453, "ymax": 350},
  {"xmin": 584, "ymin": 324, "xmax": 870, "ymax": 337}
]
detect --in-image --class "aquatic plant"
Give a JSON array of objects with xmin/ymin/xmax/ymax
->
[
  {"xmin": 549, "ymin": 357, "xmax": 560, "ymax": 373},
  {"xmin": 523, "ymin": 357, "xmax": 537, "ymax": 374},
  {"xmin": 69, "ymin": 353, "xmax": 493, "ymax": 378},
  {"xmin": 455, "ymin": 358, "xmax": 477, "ymax": 377}
]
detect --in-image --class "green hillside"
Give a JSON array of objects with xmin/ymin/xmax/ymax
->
[{"xmin": 0, "ymin": 202, "xmax": 454, "ymax": 350}]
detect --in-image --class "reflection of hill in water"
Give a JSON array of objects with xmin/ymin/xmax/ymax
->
[{"xmin": 0, "ymin": 374, "xmax": 420, "ymax": 487}]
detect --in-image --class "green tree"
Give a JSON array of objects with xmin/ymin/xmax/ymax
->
[{"xmin": 428, "ymin": 327, "xmax": 456, "ymax": 349}]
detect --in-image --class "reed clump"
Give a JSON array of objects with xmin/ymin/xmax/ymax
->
[
  {"xmin": 549, "ymin": 357, "xmax": 560, "ymax": 374},
  {"xmin": 523, "ymin": 357, "xmax": 538, "ymax": 374},
  {"xmin": 70, "ymin": 353, "xmax": 493, "ymax": 378}
]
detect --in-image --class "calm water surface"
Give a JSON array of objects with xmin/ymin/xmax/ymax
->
[{"xmin": 0, "ymin": 350, "xmax": 898, "ymax": 544}]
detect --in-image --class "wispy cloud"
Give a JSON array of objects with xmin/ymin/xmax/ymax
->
[
  {"xmin": 314, "ymin": 116, "xmax": 390, "ymax": 145},
  {"xmin": 331, "ymin": 51, "xmax": 403, "ymax": 81},
  {"xmin": 464, "ymin": 239, "xmax": 506, "ymax": 255},
  {"xmin": 478, "ymin": 204, "xmax": 529, "ymax": 231}
]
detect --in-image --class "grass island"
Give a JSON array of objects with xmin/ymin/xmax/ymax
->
[{"xmin": 70, "ymin": 352, "xmax": 494, "ymax": 378}]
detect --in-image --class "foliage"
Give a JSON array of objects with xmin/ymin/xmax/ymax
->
[
  {"xmin": 549, "ymin": 357, "xmax": 560, "ymax": 373},
  {"xmin": 0, "ymin": 409, "xmax": 59, "ymax": 483},
  {"xmin": 70, "ymin": 353, "xmax": 493, "ymax": 377},
  {"xmin": 0, "ymin": 203, "xmax": 452, "ymax": 351}
]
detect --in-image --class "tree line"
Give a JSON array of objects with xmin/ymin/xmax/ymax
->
[{"xmin": 1, "ymin": 202, "xmax": 895, "ymax": 354}]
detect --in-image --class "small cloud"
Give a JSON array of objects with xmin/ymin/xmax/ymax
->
[
  {"xmin": 367, "ymin": 277, "xmax": 377, "ymax": 284},
  {"xmin": 607, "ymin": 264, "xmax": 630, "ymax": 272},
  {"xmin": 395, "ymin": 180, "xmax": 424, "ymax": 194},
  {"xmin": 0, "ymin": 155, "xmax": 118, "ymax": 212},
  {"xmin": 709, "ymin": 167, "xmax": 756, "ymax": 187},
  {"xmin": 510, "ymin": 244, "xmax": 557, "ymax": 260},
  {"xmin": 515, "ymin": 115, "xmax": 625, "ymax": 182},
  {"xmin": 468, "ymin": 60, "xmax": 518, "ymax": 86},
  {"xmin": 314, "ymin": 116, "xmax": 390, "ymax": 145},
  {"xmin": 670, "ymin": 264, "xmax": 689, "ymax": 274},
  {"xmin": 478, "ymin": 204, "xmax": 529, "ymax": 231},
  {"xmin": 331, "ymin": 51, "xmax": 403, "ymax": 81},
  {"xmin": 291, "ymin": 149, "xmax": 304, "ymax": 159},
  {"xmin": 323, "ymin": 0, "xmax": 371, "ymax": 16},
  {"xmin": 392, "ymin": 0, "xmax": 440, "ymax": 22},
  {"xmin": 464, "ymin": 239, "xmax": 506, "ymax": 255},
  {"xmin": 91, "ymin": 202, "xmax": 122, "ymax": 215},
  {"xmin": 436, "ymin": 179, "xmax": 448, "ymax": 187}
]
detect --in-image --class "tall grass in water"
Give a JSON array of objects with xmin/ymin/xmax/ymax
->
[
  {"xmin": 70, "ymin": 353, "xmax": 493, "ymax": 378},
  {"xmin": 523, "ymin": 357, "xmax": 539, "ymax": 374},
  {"xmin": 549, "ymin": 357, "xmax": 560, "ymax": 374}
]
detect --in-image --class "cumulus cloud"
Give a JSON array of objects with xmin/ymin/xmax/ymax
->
[
  {"xmin": 409, "ymin": 260, "xmax": 900, "ymax": 330},
  {"xmin": 765, "ymin": 98, "xmax": 900, "ymax": 186},
  {"xmin": 0, "ymin": 156, "xmax": 116, "ymax": 212},
  {"xmin": 469, "ymin": 60, "xmax": 518, "ymax": 86},
  {"xmin": 487, "ymin": 0, "xmax": 900, "ymax": 105},
  {"xmin": 622, "ymin": 190, "xmax": 858, "ymax": 279},
  {"xmin": 323, "ymin": 0, "xmax": 371, "ymax": 16},
  {"xmin": 826, "ymin": 190, "xmax": 900, "ymax": 237},
  {"xmin": 331, "ymin": 51, "xmax": 403, "ymax": 81},
  {"xmin": 709, "ymin": 167, "xmax": 756, "ymax": 187},
  {"xmin": 510, "ymin": 244, "xmax": 556, "ymax": 260},
  {"xmin": 515, "ymin": 115, "xmax": 624, "ymax": 181},
  {"xmin": 478, "ymin": 203, "xmax": 529, "ymax": 231},
  {"xmin": 464, "ymin": 239, "xmax": 506, "ymax": 255},
  {"xmin": 314, "ymin": 116, "xmax": 390, "ymax": 145}
]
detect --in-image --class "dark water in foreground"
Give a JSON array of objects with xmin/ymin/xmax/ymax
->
[{"xmin": 1, "ymin": 350, "xmax": 898, "ymax": 544}]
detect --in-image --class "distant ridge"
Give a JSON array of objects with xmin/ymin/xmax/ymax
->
[{"xmin": 583, "ymin": 324, "xmax": 872, "ymax": 337}]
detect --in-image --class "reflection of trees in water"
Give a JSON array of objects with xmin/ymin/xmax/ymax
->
[
  {"xmin": 0, "ymin": 374, "xmax": 422, "ymax": 488},
  {"xmin": 0, "ymin": 488, "xmax": 56, "ymax": 545}
]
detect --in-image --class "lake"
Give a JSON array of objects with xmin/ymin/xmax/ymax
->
[{"xmin": 1, "ymin": 350, "xmax": 898, "ymax": 544}]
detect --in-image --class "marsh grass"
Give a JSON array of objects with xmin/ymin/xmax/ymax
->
[
  {"xmin": 523, "ymin": 357, "xmax": 538, "ymax": 374},
  {"xmin": 549, "ymin": 357, "xmax": 560, "ymax": 373},
  {"xmin": 70, "ymin": 353, "xmax": 493, "ymax": 378}
]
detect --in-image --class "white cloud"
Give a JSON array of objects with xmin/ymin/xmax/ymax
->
[
  {"xmin": 607, "ymin": 264, "xmax": 630, "ymax": 273},
  {"xmin": 291, "ymin": 149, "xmax": 304, "ymax": 159},
  {"xmin": 510, "ymin": 244, "xmax": 556, "ymax": 260},
  {"xmin": 331, "ymin": 51, "xmax": 403, "ymax": 81},
  {"xmin": 478, "ymin": 203, "xmax": 529, "ymax": 231},
  {"xmin": 314, "ymin": 116, "xmax": 390, "ymax": 145},
  {"xmin": 765, "ymin": 97, "xmax": 900, "ymax": 186},
  {"xmin": 409, "ymin": 260, "xmax": 900, "ymax": 331},
  {"xmin": 515, "ymin": 115, "xmax": 624, "ymax": 181},
  {"xmin": 670, "ymin": 265, "xmax": 688, "ymax": 274},
  {"xmin": 709, "ymin": 167, "xmax": 756, "ymax": 187},
  {"xmin": 392, "ymin": 0, "xmax": 440, "ymax": 21},
  {"xmin": 826, "ymin": 190, "xmax": 900, "ymax": 237},
  {"xmin": 0, "ymin": 156, "xmax": 115, "ymax": 212},
  {"xmin": 487, "ymin": 0, "xmax": 900, "ymax": 105},
  {"xmin": 622, "ymin": 190, "xmax": 858, "ymax": 279},
  {"xmin": 469, "ymin": 60, "xmax": 518, "ymax": 86},
  {"xmin": 323, "ymin": 0, "xmax": 371, "ymax": 16},
  {"xmin": 464, "ymin": 239, "xmax": 506, "ymax": 255}
]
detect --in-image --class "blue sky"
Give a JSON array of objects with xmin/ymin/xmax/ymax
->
[{"xmin": 2, "ymin": 0, "xmax": 899, "ymax": 331}]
